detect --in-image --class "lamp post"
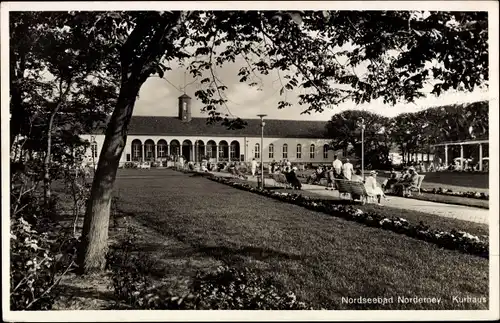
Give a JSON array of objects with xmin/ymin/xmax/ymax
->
[
  {"xmin": 257, "ymin": 114, "xmax": 267, "ymax": 189},
  {"xmin": 359, "ymin": 118, "xmax": 365, "ymax": 181}
]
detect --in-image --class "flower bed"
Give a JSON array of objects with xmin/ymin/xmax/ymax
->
[
  {"xmin": 420, "ymin": 187, "xmax": 489, "ymax": 200},
  {"xmin": 207, "ymin": 176, "xmax": 489, "ymax": 259}
]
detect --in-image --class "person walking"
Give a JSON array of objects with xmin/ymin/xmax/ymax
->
[
  {"xmin": 342, "ymin": 158, "xmax": 354, "ymax": 180},
  {"xmin": 332, "ymin": 155, "xmax": 343, "ymax": 178},
  {"xmin": 251, "ymin": 158, "xmax": 258, "ymax": 176},
  {"xmin": 325, "ymin": 166, "xmax": 336, "ymax": 191}
]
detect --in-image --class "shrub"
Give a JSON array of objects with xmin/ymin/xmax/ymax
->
[
  {"xmin": 10, "ymin": 217, "xmax": 57, "ymax": 310},
  {"xmin": 107, "ymin": 226, "xmax": 155, "ymax": 307},
  {"xmin": 10, "ymin": 161, "xmax": 79, "ymax": 311},
  {"xmin": 190, "ymin": 266, "xmax": 310, "ymax": 310}
]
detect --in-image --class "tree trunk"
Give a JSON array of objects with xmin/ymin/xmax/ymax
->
[
  {"xmin": 77, "ymin": 80, "xmax": 141, "ymax": 273},
  {"xmin": 43, "ymin": 106, "xmax": 62, "ymax": 205},
  {"xmin": 77, "ymin": 12, "xmax": 191, "ymax": 273}
]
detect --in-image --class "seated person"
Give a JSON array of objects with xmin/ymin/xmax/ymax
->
[
  {"xmin": 234, "ymin": 164, "xmax": 246, "ymax": 179},
  {"xmin": 286, "ymin": 166, "xmax": 302, "ymax": 190},
  {"xmin": 364, "ymin": 170, "xmax": 386, "ymax": 205},
  {"xmin": 393, "ymin": 167, "xmax": 419, "ymax": 197},
  {"xmin": 308, "ymin": 167, "xmax": 324, "ymax": 184},
  {"xmin": 382, "ymin": 172, "xmax": 399, "ymax": 193}
]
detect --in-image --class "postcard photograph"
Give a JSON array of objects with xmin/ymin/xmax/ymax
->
[{"xmin": 2, "ymin": 1, "xmax": 499, "ymax": 322}]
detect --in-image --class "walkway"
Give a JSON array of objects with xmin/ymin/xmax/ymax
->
[{"xmin": 211, "ymin": 172, "xmax": 490, "ymax": 225}]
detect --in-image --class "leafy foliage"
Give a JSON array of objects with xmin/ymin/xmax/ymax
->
[
  {"xmin": 10, "ymin": 217, "xmax": 56, "ymax": 310},
  {"xmin": 325, "ymin": 110, "xmax": 392, "ymax": 168},
  {"xmin": 327, "ymin": 101, "xmax": 488, "ymax": 164},
  {"xmin": 10, "ymin": 161, "xmax": 79, "ymax": 311}
]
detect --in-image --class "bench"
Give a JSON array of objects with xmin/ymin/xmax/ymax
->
[
  {"xmin": 335, "ymin": 179, "xmax": 375, "ymax": 204},
  {"xmin": 257, "ymin": 173, "xmax": 293, "ymax": 189},
  {"xmin": 229, "ymin": 167, "xmax": 247, "ymax": 179},
  {"xmin": 403, "ymin": 175, "xmax": 425, "ymax": 196}
]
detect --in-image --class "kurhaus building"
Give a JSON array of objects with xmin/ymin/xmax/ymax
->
[{"xmin": 81, "ymin": 94, "xmax": 340, "ymax": 166}]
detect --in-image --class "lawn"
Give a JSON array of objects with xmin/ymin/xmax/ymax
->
[{"xmin": 96, "ymin": 168, "xmax": 489, "ymax": 310}]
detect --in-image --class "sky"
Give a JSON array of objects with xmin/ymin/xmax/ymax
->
[{"xmin": 133, "ymin": 57, "xmax": 490, "ymax": 121}]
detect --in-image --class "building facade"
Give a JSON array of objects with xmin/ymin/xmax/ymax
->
[{"xmin": 81, "ymin": 95, "xmax": 341, "ymax": 166}]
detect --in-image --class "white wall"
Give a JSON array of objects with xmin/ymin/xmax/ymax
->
[{"xmin": 80, "ymin": 134, "xmax": 341, "ymax": 165}]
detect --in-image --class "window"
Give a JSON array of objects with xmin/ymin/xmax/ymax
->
[
  {"xmin": 146, "ymin": 144, "xmax": 153, "ymax": 159},
  {"xmin": 218, "ymin": 146, "xmax": 224, "ymax": 158},
  {"xmin": 133, "ymin": 143, "xmax": 141, "ymax": 160},
  {"xmin": 230, "ymin": 144, "xmax": 237, "ymax": 159},
  {"xmin": 254, "ymin": 143, "xmax": 260, "ymax": 159},
  {"xmin": 310, "ymin": 144, "xmax": 315, "ymax": 159},
  {"xmin": 126, "ymin": 154, "xmax": 131, "ymax": 162},
  {"xmin": 91, "ymin": 142, "xmax": 98, "ymax": 158},
  {"xmin": 282, "ymin": 144, "xmax": 288, "ymax": 159},
  {"xmin": 158, "ymin": 145, "xmax": 165, "ymax": 158},
  {"xmin": 323, "ymin": 144, "xmax": 329, "ymax": 159},
  {"xmin": 296, "ymin": 144, "xmax": 302, "ymax": 159},
  {"xmin": 207, "ymin": 146, "xmax": 213, "ymax": 158},
  {"xmin": 269, "ymin": 144, "xmax": 274, "ymax": 159}
]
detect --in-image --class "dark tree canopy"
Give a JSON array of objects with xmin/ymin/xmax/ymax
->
[{"xmin": 327, "ymin": 100, "xmax": 489, "ymax": 166}]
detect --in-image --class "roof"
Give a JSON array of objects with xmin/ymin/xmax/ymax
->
[{"xmin": 91, "ymin": 116, "xmax": 329, "ymax": 139}]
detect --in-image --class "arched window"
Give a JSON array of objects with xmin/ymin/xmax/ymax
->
[
  {"xmin": 230, "ymin": 143, "xmax": 237, "ymax": 159},
  {"xmin": 282, "ymin": 144, "xmax": 288, "ymax": 159},
  {"xmin": 144, "ymin": 140, "xmax": 155, "ymax": 161},
  {"xmin": 206, "ymin": 140, "xmax": 216, "ymax": 158},
  {"xmin": 296, "ymin": 144, "xmax": 302, "ymax": 159},
  {"xmin": 323, "ymin": 144, "xmax": 329, "ymax": 159},
  {"xmin": 254, "ymin": 143, "xmax": 260, "ymax": 159},
  {"xmin": 131, "ymin": 140, "xmax": 142, "ymax": 161},
  {"xmin": 157, "ymin": 140, "xmax": 167, "ymax": 158},
  {"xmin": 91, "ymin": 142, "xmax": 98, "ymax": 158},
  {"xmin": 310, "ymin": 144, "xmax": 315, "ymax": 159},
  {"xmin": 269, "ymin": 144, "xmax": 274, "ymax": 159}
]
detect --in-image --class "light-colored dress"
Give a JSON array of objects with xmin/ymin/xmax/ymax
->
[
  {"xmin": 364, "ymin": 176, "xmax": 384, "ymax": 197},
  {"xmin": 342, "ymin": 163, "xmax": 353, "ymax": 180}
]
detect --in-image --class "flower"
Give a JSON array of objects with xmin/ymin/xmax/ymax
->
[{"xmin": 379, "ymin": 218, "xmax": 391, "ymax": 225}]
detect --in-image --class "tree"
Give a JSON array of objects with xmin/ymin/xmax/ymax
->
[
  {"xmin": 68, "ymin": 10, "xmax": 488, "ymax": 272},
  {"xmin": 388, "ymin": 100, "xmax": 488, "ymax": 163},
  {"xmin": 325, "ymin": 110, "xmax": 391, "ymax": 168},
  {"xmin": 10, "ymin": 12, "xmax": 117, "ymax": 204}
]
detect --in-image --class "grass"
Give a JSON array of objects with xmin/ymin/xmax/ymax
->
[
  {"xmin": 90, "ymin": 168, "xmax": 489, "ymax": 310},
  {"xmin": 391, "ymin": 191, "xmax": 489, "ymax": 209}
]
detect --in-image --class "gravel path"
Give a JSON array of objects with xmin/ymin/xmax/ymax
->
[{"xmin": 212, "ymin": 172, "xmax": 490, "ymax": 225}]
